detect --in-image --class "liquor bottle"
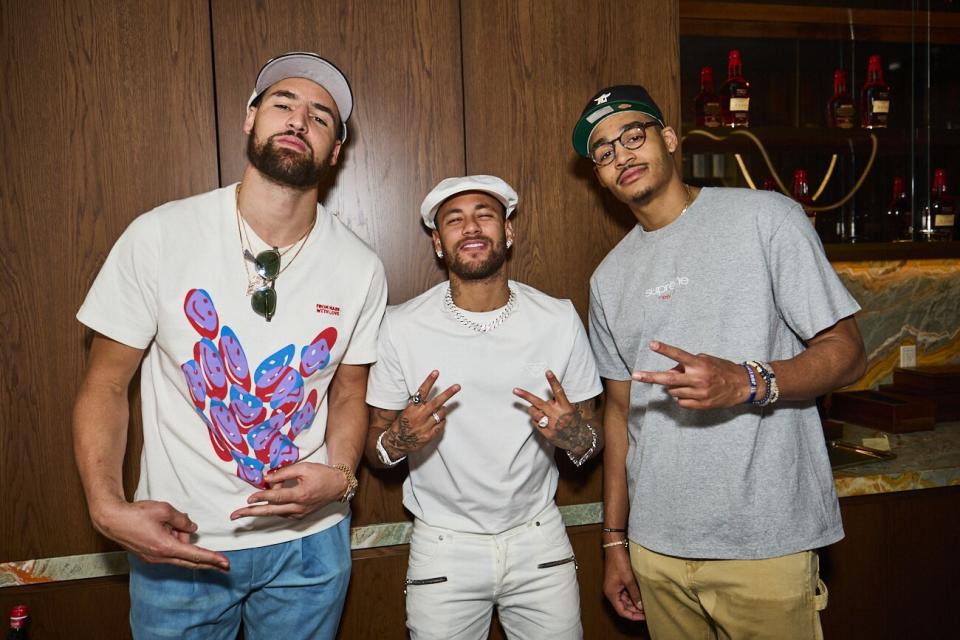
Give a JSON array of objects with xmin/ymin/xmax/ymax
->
[
  {"xmin": 6, "ymin": 605, "xmax": 29, "ymax": 640},
  {"xmin": 792, "ymin": 169, "xmax": 815, "ymax": 226},
  {"xmin": 827, "ymin": 69, "xmax": 855, "ymax": 129},
  {"xmin": 720, "ymin": 49, "xmax": 750, "ymax": 128},
  {"xmin": 920, "ymin": 168, "xmax": 955, "ymax": 241},
  {"xmin": 885, "ymin": 176, "xmax": 912, "ymax": 242},
  {"xmin": 860, "ymin": 54, "xmax": 890, "ymax": 129},
  {"xmin": 694, "ymin": 66, "xmax": 722, "ymax": 127}
]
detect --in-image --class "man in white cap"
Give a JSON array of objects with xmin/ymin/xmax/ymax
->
[
  {"xmin": 365, "ymin": 175, "xmax": 602, "ymax": 639},
  {"xmin": 72, "ymin": 52, "xmax": 387, "ymax": 638}
]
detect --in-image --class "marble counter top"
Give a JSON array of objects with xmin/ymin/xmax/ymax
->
[{"xmin": 832, "ymin": 421, "xmax": 960, "ymax": 497}]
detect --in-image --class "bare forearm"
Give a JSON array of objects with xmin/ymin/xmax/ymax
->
[
  {"xmin": 73, "ymin": 381, "xmax": 131, "ymax": 516},
  {"xmin": 601, "ymin": 380, "xmax": 631, "ymax": 533},
  {"xmin": 326, "ymin": 364, "xmax": 370, "ymax": 470},
  {"xmin": 771, "ymin": 316, "xmax": 866, "ymax": 401}
]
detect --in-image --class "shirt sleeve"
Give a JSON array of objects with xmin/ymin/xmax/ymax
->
[
  {"xmin": 365, "ymin": 311, "xmax": 411, "ymax": 410},
  {"xmin": 341, "ymin": 257, "xmax": 388, "ymax": 365},
  {"xmin": 559, "ymin": 302, "xmax": 603, "ymax": 403},
  {"xmin": 76, "ymin": 212, "xmax": 161, "ymax": 349},
  {"xmin": 588, "ymin": 276, "xmax": 632, "ymax": 381},
  {"xmin": 766, "ymin": 205, "xmax": 861, "ymax": 340}
]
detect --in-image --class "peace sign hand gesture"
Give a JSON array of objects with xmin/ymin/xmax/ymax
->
[
  {"xmin": 513, "ymin": 370, "xmax": 595, "ymax": 455},
  {"xmin": 632, "ymin": 340, "xmax": 752, "ymax": 409},
  {"xmin": 380, "ymin": 370, "xmax": 461, "ymax": 460}
]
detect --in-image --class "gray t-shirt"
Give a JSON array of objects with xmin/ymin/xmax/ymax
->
[{"xmin": 589, "ymin": 187, "xmax": 860, "ymax": 559}]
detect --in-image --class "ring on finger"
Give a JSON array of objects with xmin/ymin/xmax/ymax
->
[
  {"xmin": 408, "ymin": 391, "xmax": 422, "ymax": 405},
  {"xmin": 537, "ymin": 415, "xmax": 550, "ymax": 429},
  {"xmin": 432, "ymin": 411, "xmax": 442, "ymax": 425}
]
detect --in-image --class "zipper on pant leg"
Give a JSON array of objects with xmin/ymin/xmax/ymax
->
[{"xmin": 537, "ymin": 555, "xmax": 577, "ymax": 570}]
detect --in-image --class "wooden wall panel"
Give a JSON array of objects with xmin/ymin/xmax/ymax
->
[
  {"xmin": 210, "ymin": 0, "xmax": 464, "ymax": 308},
  {"xmin": 460, "ymin": 0, "xmax": 679, "ymax": 506},
  {"xmin": 0, "ymin": 0, "xmax": 218, "ymax": 563},
  {"xmin": 209, "ymin": 0, "xmax": 464, "ymax": 527}
]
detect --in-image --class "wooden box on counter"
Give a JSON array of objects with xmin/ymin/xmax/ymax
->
[
  {"xmin": 829, "ymin": 390, "xmax": 936, "ymax": 433},
  {"xmin": 879, "ymin": 366, "xmax": 960, "ymax": 422}
]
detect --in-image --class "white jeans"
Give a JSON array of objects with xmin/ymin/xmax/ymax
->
[{"xmin": 405, "ymin": 503, "xmax": 583, "ymax": 640}]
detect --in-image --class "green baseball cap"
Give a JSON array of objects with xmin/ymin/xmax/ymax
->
[{"xmin": 572, "ymin": 85, "xmax": 665, "ymax": 158}]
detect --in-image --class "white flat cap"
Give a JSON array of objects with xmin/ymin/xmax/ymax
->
[
  {"xmin": 247, "ymin": 52, "xmax": 352, "ymax": 142},
  {"xmin": 420, "ymin": 175, "xmax": 519, "ymax": 229}
]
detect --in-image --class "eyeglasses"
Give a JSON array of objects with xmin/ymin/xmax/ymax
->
[
  {"xmin": 244, "ymin": 248, "xmax": 280, "ymax": 321},
  {"xmin": 590, "ymin": 122, "xmax": 662, "ymax": 166}
]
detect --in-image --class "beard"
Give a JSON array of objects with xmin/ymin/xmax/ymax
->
[
  {"xmin": 440, "ymin": 232, "xmax": 509, "ymax": 281},
  {"xmin": 246, "ymin": 131, "xmax": 328, "ymax": 188}
]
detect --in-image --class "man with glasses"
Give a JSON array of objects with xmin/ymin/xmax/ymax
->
[
  {"xmin": 72, "ymin": 52, "xmax": 387, "ymax": 638},
  {"xmin": 365, "ymin": 175, "xmax": 602, "ymax": 639},
  {"xmin": 573, "ymin": 85, "xmax": 866, "ymax": 639}
]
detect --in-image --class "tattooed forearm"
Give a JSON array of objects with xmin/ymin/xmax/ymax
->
[
  {"xmin": 554, "ymin": 399, "xmax": 602, "ymax": 455},
  {"xmin": 370, "ymin": 407, "xmax": 400, "ymax": 430}
]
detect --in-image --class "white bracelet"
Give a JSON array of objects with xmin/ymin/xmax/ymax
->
[
  {"xmin": 566, "ymin": 423, "xmax": 598, "ymax": 468},
  {"xmin": 376, "ymin": 430, "xmax": 406, "ymax": 467}
]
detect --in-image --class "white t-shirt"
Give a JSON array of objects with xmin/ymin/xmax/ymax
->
[
  {"xmin": 366, "ymin": 281, "xmax": 602, "ymax": 534},
  {"xmin": 77, "ymin": 184, "xmax": 387, "ymax": 550}
]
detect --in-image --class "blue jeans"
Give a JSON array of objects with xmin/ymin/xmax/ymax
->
[{"xmin": 129, "ymin": 517, "xmax": 351, "ymax": 640}]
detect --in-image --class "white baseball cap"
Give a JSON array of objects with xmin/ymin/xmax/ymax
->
[
  {"xmin": 420, "ymin": 175, "xmax": 519, "ymax": 229},
  {"xmin": 247, "ymin": 52, "xmax": 352, "ymax": 142}
]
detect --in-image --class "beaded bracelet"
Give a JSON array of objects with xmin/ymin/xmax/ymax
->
[
  {"xmin": 740, "ymin": 362, "xmax": 758, "ymax": 405},
  {"xmin": 746, "ymin": 360, "xmax": 780, "ymax": 407}
]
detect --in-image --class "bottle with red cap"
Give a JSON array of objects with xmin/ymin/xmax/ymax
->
[
  {"xmin": 920, "ymin": 168, "xmax": 955, "ymax": 241},
  {"xmin": 6, "ymin": 605, "xmax": 29, "ymax": 640},
  {"xmin": 827, "ymin": 69, "xmax": 855, "ymax": 129},
  {"xmin": 792, "ymin": 169, "xmax": 815, "ymax": 226},
  {"xmin": 860, "ymin": 54, "xmax": 890, "ymax": 129},
  {"xmin": 885, "ymin": 176, "xmax": 912, "ymax": 242},
  {"xmin": 694, "ymin": 66, "xmax": 722, "ymax": 127},
  {"xmin": 720, "ymin": 49, "xmax": 750, "ymax": 128}
]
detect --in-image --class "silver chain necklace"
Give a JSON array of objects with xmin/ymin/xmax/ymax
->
[{"xmin": 444, "ymin": 284, "xmax": 517, "ymax": 334}]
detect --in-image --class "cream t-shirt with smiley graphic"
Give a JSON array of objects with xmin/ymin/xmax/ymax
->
[{"xmin": 78, "ymin": 184, "xmax": 387, "ymax": 550}]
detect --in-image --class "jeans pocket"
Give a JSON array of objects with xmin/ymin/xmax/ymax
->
[{"xmin": 408, "ymin": 527, "xmax": 449, "ymax": 568}]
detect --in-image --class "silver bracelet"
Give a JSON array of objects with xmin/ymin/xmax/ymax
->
[
  {"xmin": 566, "ymin": 423, "xmax": 598, "ymax": 467},
  {"xmin": 376, "ymin": 430, "xmax": 406, "ymax": 467}
]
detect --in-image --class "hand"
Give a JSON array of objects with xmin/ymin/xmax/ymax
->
[
  {"xmin": 603, "ymin": 546, "xmax": 645, "ymax": 621},
  {"xmin": 382, "ymin": 370, "xmax": 460, "ymax": 459},
  {"xmin": 631, "ymin": 341, "xmax": 753, "ymax": 409},
  {"xmin": 513, "ymin": 370, "xmax": 592, "ymax": 454},
  {"xmin": 91, "ymin": 498, "xmax": 229, "ymax": 571},
  {"xmin": 231, "ymin": 462, "xmax": 348, "ymax": 520}
]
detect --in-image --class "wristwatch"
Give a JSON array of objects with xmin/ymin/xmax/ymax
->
[{"xmin": 376, "ymin": 430, "xmax": 406, "ymax": 467}]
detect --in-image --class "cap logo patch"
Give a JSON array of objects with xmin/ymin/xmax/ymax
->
[
  {"xmin": 594, "ymin": 92, "xmax": 611, "ymax": 105},
  {"xmin": 586, "ymin": 105, "xmax": 614, "ymax": 124}
]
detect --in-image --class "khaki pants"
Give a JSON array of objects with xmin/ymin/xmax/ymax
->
[{"xmin": 630, "ymin": 544, "xmax": 828, "ymax": 640}]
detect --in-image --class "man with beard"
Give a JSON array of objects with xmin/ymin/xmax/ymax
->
[
  {"xmin": 364, "ymin": 175, "xmax": 602, "ymax": 640},
  {"xmin": 72, "ymin": 52, "xmax": 387, "ymax": 639},
  {"xmin": 573, "ymin": 85, "xmax": 866, "ymax": 639}
]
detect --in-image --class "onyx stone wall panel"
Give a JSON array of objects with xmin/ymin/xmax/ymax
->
[{"xmin": 0, "ymin": 0, "xmax": 218, "ymax": 564}]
